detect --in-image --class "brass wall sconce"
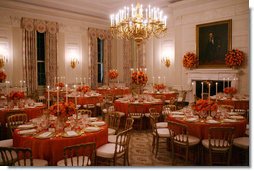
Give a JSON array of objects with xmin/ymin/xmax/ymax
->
[
  {"xmin": 161, "ymin": 57, "xmax": 171, "ymax": 68},
  {"xmin": 70, "ymin": 57, "xmax": 79, "ymax": 69},
  {"xmin": 0, "ymin": 54, "xmax": 7, "ymax": 68}
]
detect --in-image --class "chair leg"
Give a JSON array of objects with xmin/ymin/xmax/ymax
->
[
  {"xmin": 171, "ymin": 142, "xmax": 175, "ymax": 165},
  {"xmin": 155, "ymin": 137, "xmax": 159, "ymax": 158},
  {"xmin": 185, "ymin": 147, "xmax": 189, "ymax": 165}
]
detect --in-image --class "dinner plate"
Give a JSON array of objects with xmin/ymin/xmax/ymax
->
[
  {"xmin": 223, "ymin": 119, "xmax": 238, "ymax": 123},
  {"xmin": 171, "ymin": 111, "xmax": 184, "ymax": 115},
  {"xmin": 62, "ymin": 131, "xmax": 80, "ymax": 138},
  {"xmin": 227, "ymin": 112, "xmax": 238, "ymax": 115},
  {"xmin": 171, "ymin": 115, "xmax": 185, "ymax": 118},
  {"xmin": 206, "ymin": 120, "xmax": 219, "ymax": 124},
  {"xmin": 84, "ymin": 127, "xmax": 100, "ymax": 132},
  {"xmin": 34, "ymin": 132, "xmax": 53, "ymax": 139},
  {"xmin": 18, "ymin": 124, "xmax": 36, "ymax": 130},
  {"xmin": 90, "ymin": 121, "xmax": 105, "ymax": 126},
  {"xmin": 88, "ymin": 117, "xmax": 98, "ymax": 122},
  {"xmin": 18, "ymin": 129, "xmax": 37, "ymax": 135},
  {"xmin": 186, "ymin": 118, "xmax": 199, "ymax": 122},
  {"xmin": 228, "ymin": 115, "xmax": 244, "ymax": 120}
]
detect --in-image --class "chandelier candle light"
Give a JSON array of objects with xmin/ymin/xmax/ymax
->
[{"xmin": 110, "ymin": 3, "xmax": 167, "ymax": 46}]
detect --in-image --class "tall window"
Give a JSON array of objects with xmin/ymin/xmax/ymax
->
[
  {"xmin": 97, "ymin": 38, "xmax": 104, "ymax": 84},
  {"xmin": 37, "ymin": 32, "xmax": 46, "ymax": 86}
]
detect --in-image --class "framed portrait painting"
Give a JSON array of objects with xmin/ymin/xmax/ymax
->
[{"xmin": 196, "ymin": 19, "xmax": 232, "ymax": 68}]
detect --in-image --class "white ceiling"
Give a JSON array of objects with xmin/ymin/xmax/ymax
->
[{"xmin": 5, "ymin": 0, "xmax": 183, "ymax": 20}]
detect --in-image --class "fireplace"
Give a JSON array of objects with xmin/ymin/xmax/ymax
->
[{"xmin": 187, "ymin": 69, "xmax": 239, "ymax": 102}]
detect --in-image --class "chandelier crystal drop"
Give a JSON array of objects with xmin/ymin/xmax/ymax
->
[{"xmin": 110, "ymin": 3, "xmax": 167, "ymax": 46}]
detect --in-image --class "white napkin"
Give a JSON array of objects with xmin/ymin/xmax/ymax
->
[
  {"xmin": 18, "ymin": 124, "xmax": 34, "ymax": 129},
  {"xmin": 38, "ymin": 132, "xmax": 52, "ymax": 138},
  {"xmin": 66, "ymin": 131, "xmax": 78, "ymax": 137},
  {"xmin": 18, "ymin": 129, "xmax": 37, "ymax": 135}
]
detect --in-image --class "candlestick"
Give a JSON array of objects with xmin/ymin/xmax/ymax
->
[
  {"xmin": 152, "ymin": 76, "xmax": 154, "ymax": 86},
  {"xmin": 163, "ymin": 76, "xmax": 165, "ymax": 85},
  {"xmin": 208, "ymin": 83, "xmax": 211, "ymax": 101},
  {"xmin": 158, "ymin": 76, "xmax": 160, "ymax": 84},
  {"xmin": 54, "ymin": 77, "xmax": 56, "ymax": 87},
  {"xmin": 215, "ymin": 82, "xmax": 218, "ymax": 95},
  {"xmin": 74, "ymin": 85, "xmax": 77, "ymax": 108},
  {"xmin": 23, "ymin": 81, "xmax": 26, "ymax": 93},
  {"xmin": 201, "ymin": 82, "xmax": 204, "ymax": 99},
  {"xmin": 76, "ymin": 77, "xmax": 78, "ymax": 84},
  {"xmin": 20, "ymin": 80, "xmax": 22, "ymax": 91},
  {"xmin": 47, "ymin": 86, "xmax": 50, "ymax": 109},
  {"xmin": 223, "ymin": 78, "xmax": 225, "ymax": 91},
  {"xmin": 84, "ymin": 77, "xmax": 86, "ymax": 85},
  {"xmin": 227, "ymin": 78, "xmax": 230, "ymax": 87},
  {"xmin": 57, "ymin": 86, "xmax": 59, "ymax": 113},
  {"xmin": 65, "ymin": 84, "xmax": 68, "ymax": 103}
]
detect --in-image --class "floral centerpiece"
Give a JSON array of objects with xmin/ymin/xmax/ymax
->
[
  {"xmin": 225, "ymin": 49, "xmax": 245, "ymax": 68},
  {"xmin": 224, "ymin": 87, "xmax": 237, "ymax": 98},
  {"xmin": 8, "ymin": 91, "xmax": 25, "ymax": 100},
  {"xmin": 131, "ymin": 70, "xmax": 148, "ymax": 86},
  {"xmin": 182, "ymin": 52, "xmax": 198, "ymax": 69},
  {"xmin": 49, "ymin": 101, "xmax": 76, "ymax": 119},
  {"xmin": 192, "ymin": 99, "xmax": 218, "ymax": 119},
  {"xmin": 55, "ymin": 82, "xmax": 65, "ymax": 88},
  {"xmin": 0, "ymin": 70, "xmax": 7, "ymax": 82},
  {"xmin": 77, "ymin": 85, "xmax": 90, "ymax": 93},
  {"xmin": 153, "ymin": 83, "xmax": 166, "ymax": 92},
  {"xmin": 108, "ymin": 69, "xmax": 119, "ymax": 80}
]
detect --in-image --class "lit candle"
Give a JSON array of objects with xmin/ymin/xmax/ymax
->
[
  {"xmin": 57, "ymin": 86, "xmax": 59, "ymax": 113},
  {"xmin": 163, "ymin": 76, "xmax": 165, "ymax": 85},
  {"xmin": 192, "ymin": 82, "xmax": 194, "ymax": 93},
  {"xmin": 201, "ymin": 82, "xmax": 204, "ymax": 99},
  {"xmin": 74, "ymin": 85, "xmax": 77, "ymax": 108},
  {"xmin": 47, "ymin": 85, "xmax": 50, "ymax": 109},
  {"xmin": 158, "ymin": 76, "xmax": 161, "ymax": 84},
  {"xmin": 84, "ymin": 77, "xmax": 86, "ymax": 85},
  {"xmin": 65, "ymin": 84, "xmax": 68, "ymax": 103},
  {"xmin": 20, "ymin": 80, "xmax": 22, "ymax": 91},
  {"xmin": 23, "ymin": 81, "xmax": 26, "ymax": 93},
  {"xmin": 216, "ymin": 82, "xmax": 218, "ymax": 96},
  {"xmin": 228, "ymin": 78, "xmax": 230, "ymax": 87},
  {"xmin": 208, "ymin": 83, "xmax": 211, "ymax": 101},
  {"xmin": 223, "ymin": 78, "xmax": 225, "ymax": 90},
  {"xmin": 76, "ymin": 77, "xmax": 78, "ymax": 84},
  {"xmin": 152, "ymin": 76, "xmax": 154, "ymax": 86},
  {"xmin": 80, "ymin": 77, "xmax": 83, "ymax": 86}
]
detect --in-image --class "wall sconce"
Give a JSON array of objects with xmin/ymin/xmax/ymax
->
[
  {"xmin": 70, "ymin": 57, "xmax": 79, "ymax": 69},
  {"xmin": 0, "ymin": 54, "xmax": 7, "ymax": 69},
  {"xmin": 161, "ymin": 57, "xmax": 171, "ymax": 68}
]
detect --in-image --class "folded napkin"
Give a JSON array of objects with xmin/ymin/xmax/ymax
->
[
  {"xmin": 206, "ymin": 120, "xmax": 219, "ymax": 124},
  {"xmin": 18, "ymin": 129, "xmax": 37, "ymax": 135},
  {"xmin": 18, "ymin": 124, "xmax": 35, "ymax": 129},
  {"xmin": 38, "ymin": 132, "xmax": 52, "ymax": 138},
  {"xmin": 66, "ymin": 131, "xmax": 78, "ymax": 137}
]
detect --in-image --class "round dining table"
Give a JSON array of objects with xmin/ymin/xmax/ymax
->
[
  {"xmin": 13, "ymin": 122, "xmax": 108, "ymax": 166},
  {"xmin": 143, "ymin": 90, "xmax": 178, "ymax": 100},
  {"xmin": 166, "ymin": 114, "xmax": 247, "ymax": 139},
  {"xmin": 67, "ymin": 94, "xmax": 104, "ymax": 105},
  {"xmin": 96, "ymin": 87, "xmax": 130, "ymax": 96}
]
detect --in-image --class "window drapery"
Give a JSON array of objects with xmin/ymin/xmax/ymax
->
[{"xmin": 21, "ymin": 17, "xmax": 58, "ymax": 95}]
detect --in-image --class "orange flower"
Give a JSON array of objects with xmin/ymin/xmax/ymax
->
[
  {"xmin": 49, "ymin": 101, "xmax": 75, "ymax": 118},
  {"xmin": 77, "ymin": 85, "xmax": 90, "ymax": 93},
  {"xmin": 153, "ymin": 84, "xmax": 166, "ymax": 91},
  {"xmin": 108, "ymin": 69, "xmax": 119, "ymax": 79},
  {"xmin": 225, "ymin": 49, "xmax": 244, "ymax": 67},
  {"xmin": 0, "ymin": 71, "xmax": 7, "ymax": 82},
  {"xmin": 131, "ymin": 71, "xmax": 148, "ymax": 85},
  {"xmin": 55, "ymin": 82, "xmax": 65, "ymax": 88},
  {"xmin": 182, "ymin": 52, "xmax": 198, "ymax": 69},
  {"xmin": 192, "ymin": 99, "xmax": 218, "ymax": 112},
  {"xmin": 8, "ymin": 91, "xmax": 25, "ymax": 100},
  {"xmin": 224, "ymin": 87, "xmax": 237, "ymax": 95}
]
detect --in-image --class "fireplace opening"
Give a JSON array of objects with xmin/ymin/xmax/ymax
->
[{"xmin": 195, "ymin": 80, "xmax": 231, "ymax": 99}]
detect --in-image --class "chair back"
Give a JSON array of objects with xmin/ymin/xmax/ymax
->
[
  {"xmin": 63, "ymin": 142, "xmax": 96, "ymax": 166},
  {"xmin": 125, "ymin": 117, "xmax": 134, "ymax": 130},
  {"xmin": 0, "ymin": 147, "xmax": 33, "ymax": 166},
  {"xmin": 149, "ymin": 108, "xmax": 160, "ymax": 122},
  {"xmin": 77, "ymin": 109, "xmax": 92, "ymax": 117},
  {"xmin": 149, "ymin": 115, "xmax": 156, "ymax": 134},
  {"xmin": 7, "ymin": 113, "xmax": 28, "ymax": 135},
  {"xmin": 219, "ymin": 105, "xmax": 234, "ymax": 112},
  {"xmin": 153, "ymin": 94, "xmax": 166, "ymax": 105},
  {"xmin": 114, "ymin": 128, "xmax": 132, "ymax": 158},
  {"xmin": 208, "ymin": 127, "xmax": 235, "ymax": 150},
  {"xmin": 168, "ymin": 121, "xmax": 189, "ymax": 145},
  {"xmin": 128, "ymin": 103, "xmax": 144, "ymax": 118},
  {"xmin": 163, "ymin": 104, "xmax": 177, "ymax": 111},
  {"xmin": 107, "ymin": 112, "xmax": 121, "ymax": 133}
]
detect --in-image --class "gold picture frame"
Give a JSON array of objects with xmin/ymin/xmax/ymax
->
[{"xmin": 196, "ymin": 19, "xmax": 232, "ymax": 68}]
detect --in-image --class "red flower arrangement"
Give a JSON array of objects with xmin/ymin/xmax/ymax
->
[
  {"xmin": 153, "ymin": 84, "xmax": 166, "ymax": 91},
  {"xmin": 225, "ymin": 49, "xmax": 244, "ymax": 68},
  {"xmin": 77, "ymin": 85, "xmax": 90, "ymax": 93},
  {"xmin": 192, "ymin": 99, "xmax": 218, "ymax": 112},
  {"xmin": 224, "ymin": 87, "xmax": 237, "ymax": 95},
  {"xmin": 0, "ymin": 70, "xmax": 7, "ymax": 82},
  {"xmin": 131, "ymin": 71, "xmax": 148, "ymax": 85},
  {"xmin": 8, "ymin": 91, "xmax": 25, "ymax": 100},
  {"xmin": 108, "ymin": 69, "xmax": 119, "ymax": 80},
  {"xmin": 49, "ymin": 101, "xmax": 76, "ymax": 118},
  {"xmin": 55, "ymin": 82, "xmax": 65, "ymax": 88},
  {"xmin": 182, "ymin": 52, "xmax": 198, "ymax": 69}
]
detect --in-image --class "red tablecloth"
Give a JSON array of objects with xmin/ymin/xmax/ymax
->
[
  {"xmin": 144, "ymin": 92, "xmax": 178, "ymax": 100},
  {"xmin": 96, "ymin": 88, "xmax": 130, "ymax": 96},
  {"xmin": 13, "ymin": 124, "xmax": 108, "ymax": 166},
  {"xmin": 114, "ymin": 100, "xmax": 163, "ymax": 116},
  {"xmin": 167, "ymin": 115, "xmax": 246, "ymax": 139},
  {"xmin": 215, "ymin": 99, "xmax": 249, "ymax": 110},
  {"xmin": 68, "ymin": 95, "xmax": 103, "ymax": 105}
]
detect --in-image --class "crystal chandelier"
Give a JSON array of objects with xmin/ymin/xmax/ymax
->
[{"xmin": 110, "ymin": 3, "xmax": 167, "ymax": 46}]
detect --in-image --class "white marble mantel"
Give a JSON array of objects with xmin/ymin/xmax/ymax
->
[{"xmin": 186, "ymin": 68, "xmax": 240, "ymax": 102}]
